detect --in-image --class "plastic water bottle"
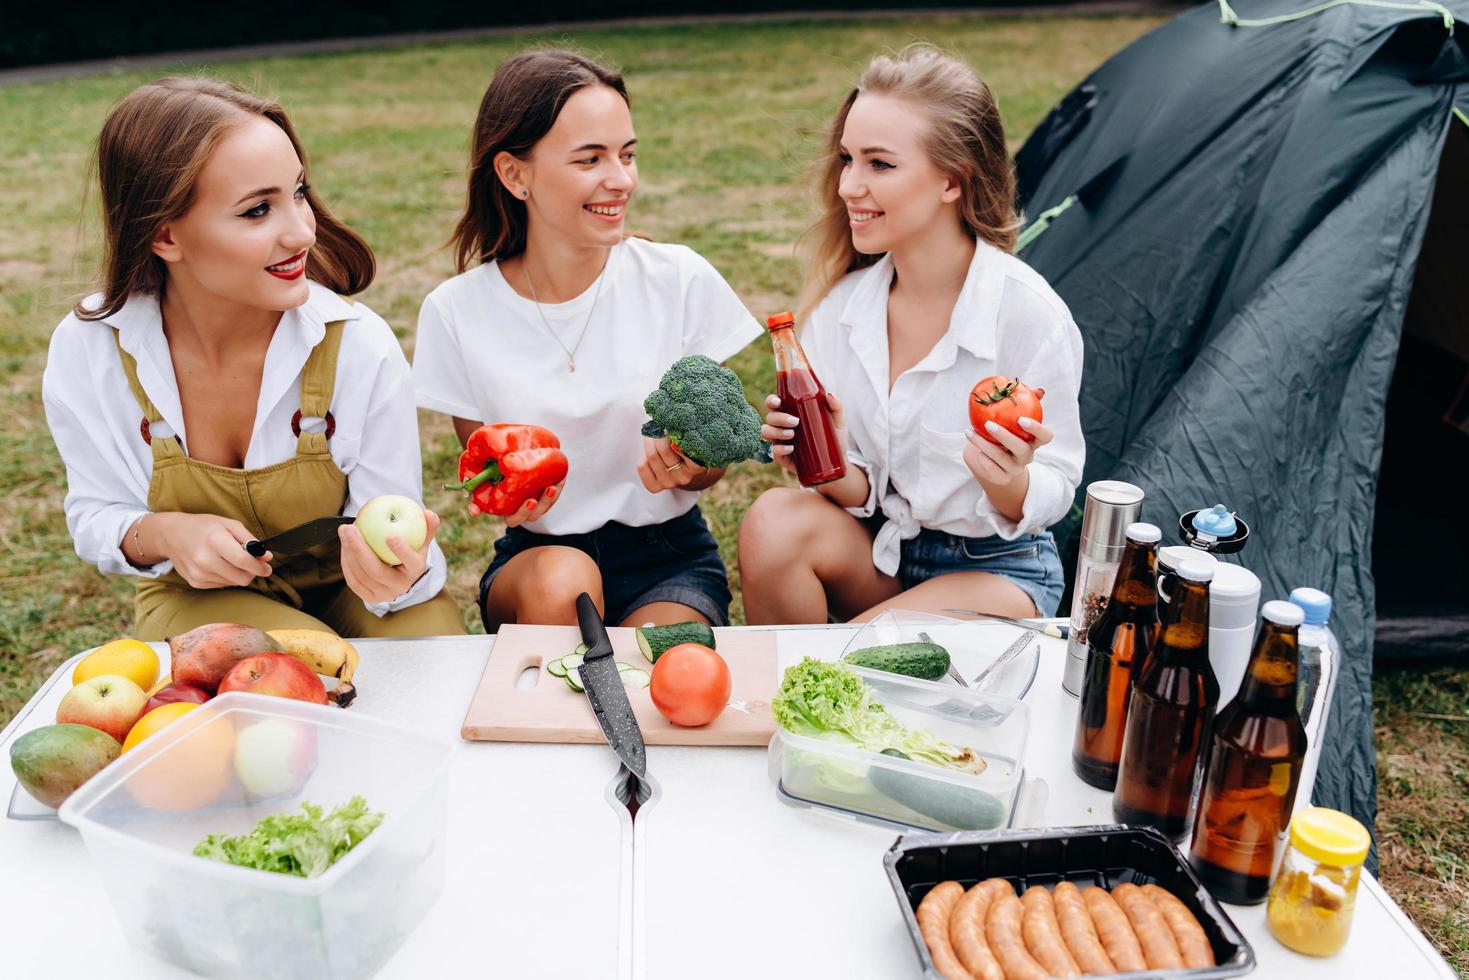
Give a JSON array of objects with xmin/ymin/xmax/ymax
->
[{"xmin": 1288, "ymin": 587, "xmax": 1340, "ymax": 813}]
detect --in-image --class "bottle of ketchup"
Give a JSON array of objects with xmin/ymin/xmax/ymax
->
[{"xmin": 768, "ymin": 311, "xmax": 846, "ymax": 487}]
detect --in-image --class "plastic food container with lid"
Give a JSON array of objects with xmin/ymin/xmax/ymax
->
[
  {"xmin": 768, "ymin": 667, "xmax": 1030, "ymax": 832},
  {"xmin": 57, "ymin": 693, "xmax": 453, "ymax": 980},
  {"xmin": 1266, "ymin": 806, "xmax": 1372, "ymax": 956}
]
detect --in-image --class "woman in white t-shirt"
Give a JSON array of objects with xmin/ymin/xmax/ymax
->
[
  {"xmin": 739, "ymin": 48, "xmax": 1085, "ymax": 624},
  {"xmin": 43, "ymin": 77, "xmax": 464, "ymax": 640},
  {"xmin": 414, "ymin": 51, "xmax": 761, "ymax": 631}
]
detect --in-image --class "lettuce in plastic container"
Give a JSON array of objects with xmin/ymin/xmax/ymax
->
[{"xmin": 193, "ymin": 796, "xmax": 384, "ymax": 878}]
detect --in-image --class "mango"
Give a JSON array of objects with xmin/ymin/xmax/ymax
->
[{"xmin": 10, "ymin": 724, "xmax": 121, "ymax": 809}]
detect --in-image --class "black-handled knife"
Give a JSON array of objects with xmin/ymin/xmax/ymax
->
[
  {"xmin": 244, "ymin": 516, "xmax": 355, "ymax": 558},
  {"xmin": 575, "ymin": 592, "xmax": 647, "ymax": 779}
]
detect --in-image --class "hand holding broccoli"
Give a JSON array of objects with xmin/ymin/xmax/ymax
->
[{"xmin": 640, "ymin": 356, "xmax": 773, "ymax": 470}]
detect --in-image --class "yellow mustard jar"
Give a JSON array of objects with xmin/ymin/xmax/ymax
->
[{"xmin": 1265, "ymin": 806, "xmax": 1371, "ymax": 956}]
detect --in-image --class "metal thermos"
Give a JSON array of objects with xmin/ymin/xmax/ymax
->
[{"xmin": 1063, "ymin": 480, "xmax": 1146, "ymax": 696}]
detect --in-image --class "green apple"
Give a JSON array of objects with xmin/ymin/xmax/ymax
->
[
  {"xmin": 234, "ymin": 717, "xmax": 317, "ymax": 799},
  {"xmin": 354, "ymin": 494, "xmax": 427, "ymax": 565}
]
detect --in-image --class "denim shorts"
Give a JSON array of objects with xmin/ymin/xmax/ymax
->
[
  {"xmin": 898, "ymin": 529, "xmax": 1066, "ymax": 617},
  {"xmin": 478, "ymin": 506, "xmax": 732, "ymax": 630}
]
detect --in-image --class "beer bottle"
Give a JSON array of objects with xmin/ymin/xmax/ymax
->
[
  {"xmin": 1113, "ymin": 556, "xmax": 1219, "ymax": 840},
  {"xmin": 1189, "ymin": 601, "xmax": 1308, "ymax": 904},
  {"xmin": 1072, "ymin": 522, "xmax": 1161, "ymax": 790}
]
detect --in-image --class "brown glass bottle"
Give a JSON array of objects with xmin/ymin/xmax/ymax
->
[
  {"xmin": 1113, "ymin": 557, "xmax": 1219, "ymax": 840},
  {"xmin": 1072, "ymin": 522, "xmax": 1161, "ymax": 790},
  {"xmin": 1189, "ymin": 601, "xmax": 1308, "ymax": 904}
]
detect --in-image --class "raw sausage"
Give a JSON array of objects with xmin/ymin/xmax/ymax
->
[
  {"xmin": 1141, "ymin": 884, "xmax": 1216, "ymax": 968},
  {"xmin": 986, "ymin": 892, "xmax": 1047, "ymax": 980},
  {"xmin": 917, "ymin": 881, "xmax": 972, "ymax": 980},
  {"xmin": 1113, "ymin": 883, "xmax": 1185, "ymax": 970},
  {"xmin": 1082, "ymin": 886, "xmax": 1147, "ymax": 972},
  {"xmin": 1021, "ymin": 886, "xmax": 1082, "ymax": 977},
  {"xmin": 1053, "ymin": 882, "xmax": 1116, "ymax": 974},
  {"xmin": 948, "ymin": 879, "xmax": 1009, "ymax": 980}
]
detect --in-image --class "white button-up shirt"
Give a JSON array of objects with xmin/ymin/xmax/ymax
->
[
  {"xmin": 41, "ymin": 282, "xmax": 446, "ymax": 615},
  {"xmin": 801, "ymin": 240, "xmax": 1086, "ymax": 576}
]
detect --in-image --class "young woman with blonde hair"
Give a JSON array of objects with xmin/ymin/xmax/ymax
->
[
  {"xmin": 43, "ymin": 77, "xmax": 465, "ymax": 639},
  {"xmin": 739, "ymin": 47, "xmax": 1085, "ymax": 624},
  {"xmin": 413, "ymin": 50, "xmax": 762, "ymax": 632}
]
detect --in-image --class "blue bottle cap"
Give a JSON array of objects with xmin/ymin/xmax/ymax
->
[
  {"xmin": 1192, "ymin": 505, "xmax": 1238, "ymax": 537},
  {"xmin": 1289, "ymin": 587, "xmax": 1332, "ymax": 625}
]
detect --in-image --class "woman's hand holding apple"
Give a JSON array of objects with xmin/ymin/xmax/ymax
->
[{"xmin": 340, "ymin": 498, "xmax": 438, "ymax": 604}]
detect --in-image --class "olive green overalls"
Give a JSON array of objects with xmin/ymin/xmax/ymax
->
[{"xmin": 114, "ymin": 318, "xmax": 466, "ymax": 640}]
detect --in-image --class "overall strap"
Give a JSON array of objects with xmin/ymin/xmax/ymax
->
[
  {"xmin": 112, "ymin": 328, "xmax": 183, "ymax": 459},
  {"xmin": 293, "ymin": 317, "xmax": 347, "ymax": 451}
]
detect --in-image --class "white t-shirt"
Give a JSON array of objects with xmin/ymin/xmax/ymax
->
[
  {"xmin": 413, "ymin": 238, "xmax": 763, "ymax": 535},
  {"xmin": 41, "ymin": 282, "xmax": 446, "ymax": 615},
  {"xmin": 802, "ymin": 240, "xmax": 1086, "ymax": 576}
]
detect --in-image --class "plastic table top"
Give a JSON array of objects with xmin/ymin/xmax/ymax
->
[{"xmin": 0, "ymin": 627, "xmax": 1455, "ymax": 979}]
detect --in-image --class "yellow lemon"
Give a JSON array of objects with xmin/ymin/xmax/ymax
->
[
  {"xmin": 122, "ymin": 702, "xmax": 199, "ymax": 753},
  {"xmin": 74, "ymin": 639, "xmax": 159, "ymax": 691}
]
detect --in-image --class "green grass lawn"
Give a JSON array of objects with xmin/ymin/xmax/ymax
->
[{"xmin": 0, "ymin": 13, "xmax": 1464, "ymax": 975}]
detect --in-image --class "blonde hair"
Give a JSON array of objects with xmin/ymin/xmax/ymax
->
[
  {"xmin": 797, "ymin": 46, "xmax": 1021, "ymax": 320},
  {"xmin": 77, "ymin": 76, "xmax": 374, "ymax": 321}
]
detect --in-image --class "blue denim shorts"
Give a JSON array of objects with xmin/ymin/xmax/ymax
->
[
  {"xmin": 898, "ymin": 529, "xmax": 1066, "ymax": 617},
  {"xmin": 478, "ymin": 505, "xmax": 731, "ymax": 630}
]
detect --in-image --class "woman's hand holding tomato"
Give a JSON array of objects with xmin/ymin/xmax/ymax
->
[
  {"xmin": 964, "ymin": 376, "xmax": 1051, "ymax": 490},
  {"xmin": 650, "ymin": 643, "xmax": 731, "ymax": 728}
]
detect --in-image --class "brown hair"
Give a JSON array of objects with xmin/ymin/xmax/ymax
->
[
  {"xmin": 77, "ymin": 76, "xmax": 374, "ymax": 321},
  {"xmin": 450, "ymin": 50, "xmax": 629, "ymax": 273},
  {"xmin": 797, "ymin": 46, "xmax": 1021, "ymax": 320}
]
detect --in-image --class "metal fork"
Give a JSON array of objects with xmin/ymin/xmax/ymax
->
[{"xmin": 919, "ymin": 631, "xmax": 968, "ymax": 687}]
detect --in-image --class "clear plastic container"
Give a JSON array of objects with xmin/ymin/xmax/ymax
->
[
  {"xmin": 768, "ymin": 668, "xmax": 1029, "ymax": 832},
  {"xmin": 57, "ymin": 693, "xmax": 453, "ymax": 980},
  {"xmin": 841, "ymin": 609, "xmax": 1040, "ymax": 699}
]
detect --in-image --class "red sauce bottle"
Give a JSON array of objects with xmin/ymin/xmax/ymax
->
[{"xmin": 768, "ymin": 312, "xmax": 846, "ymax": 487}]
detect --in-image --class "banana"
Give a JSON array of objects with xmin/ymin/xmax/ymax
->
[{"xmin": 266, "ymin": 629, "xmax": 360, "ymax": 707}]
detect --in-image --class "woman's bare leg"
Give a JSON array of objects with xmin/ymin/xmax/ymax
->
[
  {"xmin": 482, "ymin": 545, "xmax": 604, "ymax": 632},
  {"xmin": 853, "ymin": 570, "xmax": 1039, "ymax": 622},
  {"xmin": 738, "ymin": 487, "xmax": 901, "ymax": 624},
  {"xmin": 619, "ymin": 601, "xmax": 710, "ymax": 628}
]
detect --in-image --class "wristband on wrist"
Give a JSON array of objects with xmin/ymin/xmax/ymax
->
[{"xmin": 132, "ymin": 514, "xmax": 150, "ymax": 564}]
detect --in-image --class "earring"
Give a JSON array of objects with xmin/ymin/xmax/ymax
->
[{"xmin": 521, "ymin": 189, "xmax": 529, "ymax": 198}]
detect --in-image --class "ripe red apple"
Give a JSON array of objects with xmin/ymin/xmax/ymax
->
[
  {"xmin": 143, "ymin": 682, "xmax": 211, "ymax": 715},
  {"xmin": 218, "ymin": 653, "xmax": 327, "ymax": 704},
  {"xmin": 170, "ymin": 623, "xmax": 283, "ymax": 694},
  {"xmin": 56, "ymin": 675, "xmax": 149, "ymax": 743}
]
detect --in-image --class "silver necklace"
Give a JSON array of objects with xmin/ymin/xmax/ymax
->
[{"xmin": 522, "ymin": 254, "xmax": 607, "ymax": 373}]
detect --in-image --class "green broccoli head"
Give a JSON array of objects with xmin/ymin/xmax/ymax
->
[{"xmin": 640, "ymin": 355, "xmax": 774, "ymax": 467}]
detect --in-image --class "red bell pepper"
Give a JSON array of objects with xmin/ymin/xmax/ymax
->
[{"xmin": 443, "ymin": 424, "xmax": 569, "ymax": 517}]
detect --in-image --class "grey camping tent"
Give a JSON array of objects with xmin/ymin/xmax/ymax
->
[{"xmin": 1014, "ymin": 0, "xmax": 1469, "ymax": 860}]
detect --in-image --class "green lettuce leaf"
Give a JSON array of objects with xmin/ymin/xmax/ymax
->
[{"xmin": 193, "ymin": 796, "xmax": 384, "ymax": 878}]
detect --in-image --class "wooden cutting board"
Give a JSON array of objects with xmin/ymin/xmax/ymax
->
[{"xmin": 461, "ymin": 624, "xmax": 778, "ymax": 746}]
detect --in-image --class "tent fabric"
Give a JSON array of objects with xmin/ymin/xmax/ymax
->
[{"xmin": 1013, "ymin": 0, "xmax": 1469, "ymax": 860}]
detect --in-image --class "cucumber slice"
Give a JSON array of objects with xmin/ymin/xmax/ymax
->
[
  {"xmin": 546, "ymin": 658, "xmax": 568, "ymax": 678},
  {"xmin": 561, "ymin": 653, "xmax": 585, "ymax": 673},
  {"xmin": 565, "ymin": 671, "xmax": 584, "ymax": 693},
  {"xmin": 620, "ymin": 666, "xmax": 650, "ymax": 688},
  {"xmin": 616, "ymin": 661, "xmax": 638, "ymax": 672}
]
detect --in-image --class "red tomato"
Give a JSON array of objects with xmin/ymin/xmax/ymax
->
[
  {"xmin": 969, "ymin": 376, "xmax": 1044, "ymax": 444},
  {"xmin": 649, "ymin": 643, "xmax": 731, "ymax": 728}
]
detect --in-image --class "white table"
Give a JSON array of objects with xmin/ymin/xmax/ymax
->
[
  {"xmin": 637, "ymin": 625, "xmax": 1457, "ymax": 980},
  {"xmin": 0, "ymin": 628, "xmax": 1455, "ymax": 978}
]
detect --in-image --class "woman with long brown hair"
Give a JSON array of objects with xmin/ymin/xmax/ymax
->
[
  {"xmin": 739, "ymin": 47, "xmax": 1085, "ymax": 624},
  {"xmin": 414, "ymin": 50, "xmax": 762, "ymax": 632},
  {"xmin": 43, "ymin": 76, "xmax": 464, "ymax": 639}
]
